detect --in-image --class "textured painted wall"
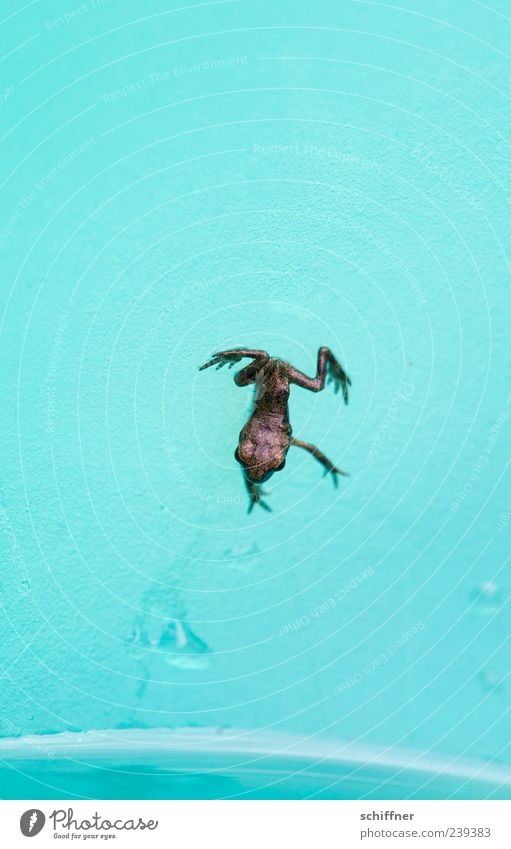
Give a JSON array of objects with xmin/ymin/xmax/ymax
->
[{"xmin": 1, "ymin": 0, "xmax": 510, "ymax": 766}]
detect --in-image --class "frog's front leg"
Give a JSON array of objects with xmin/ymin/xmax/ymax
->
[
  {"xmin": 199, "ymin": 348, "xmax": 269, "ymax": 377},
  {"xmin": 291, "ymin": 437, "xmax": 349, "ymax": 488},
  {"xmin": 288, "ymin": 347, "xmax": 351, "ymax": 404},
  {"xmin": 243, "ymin": 474, "xmax": 272, "ymax": 513}
]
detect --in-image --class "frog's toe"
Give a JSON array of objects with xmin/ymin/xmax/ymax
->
[
  {"xmin": 248, "ymin": 499, "xmax": 272, "ymax": 514},
  {"xmin": 247, "ymin": 488, "xmax": 272, "ymax": 513},
  {"xmin": 215, "ymin": 353, "xmax": 244, "ymax": 370},
  {"xmin": 199, "ymin": 352, "xmax": 238, "ymax": 370},
  {"xmin": 323, "ymin": 467, "xmax": 349, "ymax": 487},
  {"xmin": 198, "ymin": 355, "xmax": 219, "ymax": 371}
]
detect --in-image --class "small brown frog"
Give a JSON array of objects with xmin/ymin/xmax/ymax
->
[{"xmin": 199, "ymin": 347, "xmax": 351, "ymax": 512}]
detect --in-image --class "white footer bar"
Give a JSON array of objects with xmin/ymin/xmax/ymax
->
[{"xmin": 2, "ymin": 800, "xmax": 511, "ymax": 848}]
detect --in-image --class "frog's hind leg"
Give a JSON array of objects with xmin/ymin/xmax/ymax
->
[
  {"xmin": 243, "ymin": 474, "xmax": 272, "ymax": 513},
  {"xmin": 290, "ymin": 437, "xmax": 349, "ymax": 488},
  {"xmin": 288, "ymin": 347, "xmax": 351, "ymax": 404}
]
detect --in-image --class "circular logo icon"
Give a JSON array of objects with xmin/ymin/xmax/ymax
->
[{"xmin": 20, "ymin": 810, "xmax": 46, "ymax": 837}]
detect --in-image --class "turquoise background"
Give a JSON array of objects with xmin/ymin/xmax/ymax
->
[{"xmin": 1, "ymin": 0, "xmax": 511, "ymax": 787}]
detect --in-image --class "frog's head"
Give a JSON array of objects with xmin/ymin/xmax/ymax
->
[{"xmin": 235, "ymin": 439, "xmax": 286, "ymax": 483}]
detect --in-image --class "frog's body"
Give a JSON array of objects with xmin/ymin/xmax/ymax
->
[{"xmin": 199, "ymin": 347, "xmax": 351, "ymax": 512}]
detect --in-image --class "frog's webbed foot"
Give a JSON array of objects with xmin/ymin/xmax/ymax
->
[
  {"xmin": 291, "ymin": 438, "xmax": 349, "ymax": 487},
  {"xmin": 326, "ymin": 357, "xmax": 351, "ymax": 404},
  {"xmin": 322, "ymin": 465, "xmax": 349, "ymax": 489},
  {"xmin": 199, "ymin": 350, "xmax": 245, "ymax": 371},
  {"xmin": 248, "ymin": 489, "xmax": 272, "ymax": 513},
  {"xmin": 199, "ymin": 348, "xmax": 269, "ymax": 372},
  {"xmin": 244, "ymin": 476, "xmax": 272, "ymax": 513}
]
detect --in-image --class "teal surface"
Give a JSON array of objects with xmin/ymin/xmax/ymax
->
[
  {"xmin": 2, "ymin": 728, "xmax": 511, "ymax": 800},
  {"xmin": 1, "ymin": 0, "xmax": 511, "ymax": 798}
]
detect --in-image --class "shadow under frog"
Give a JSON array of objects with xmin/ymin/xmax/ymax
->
[{"xmin": 200, "ymin": 347, "xmax": 351, "ymax": 512}]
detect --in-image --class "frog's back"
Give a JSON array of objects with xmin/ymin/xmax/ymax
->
[
  {"xmin": 239, "ymin": 358, "xmax": 292, "ymax": 474},
  {"xmin": 255, "ymin": 357, "xmax": 290, "ymax": 404}
]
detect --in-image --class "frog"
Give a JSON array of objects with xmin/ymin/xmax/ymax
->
[{"xmin": 199, "ymin": 347, "xmax": 351, "ymax": 512}]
